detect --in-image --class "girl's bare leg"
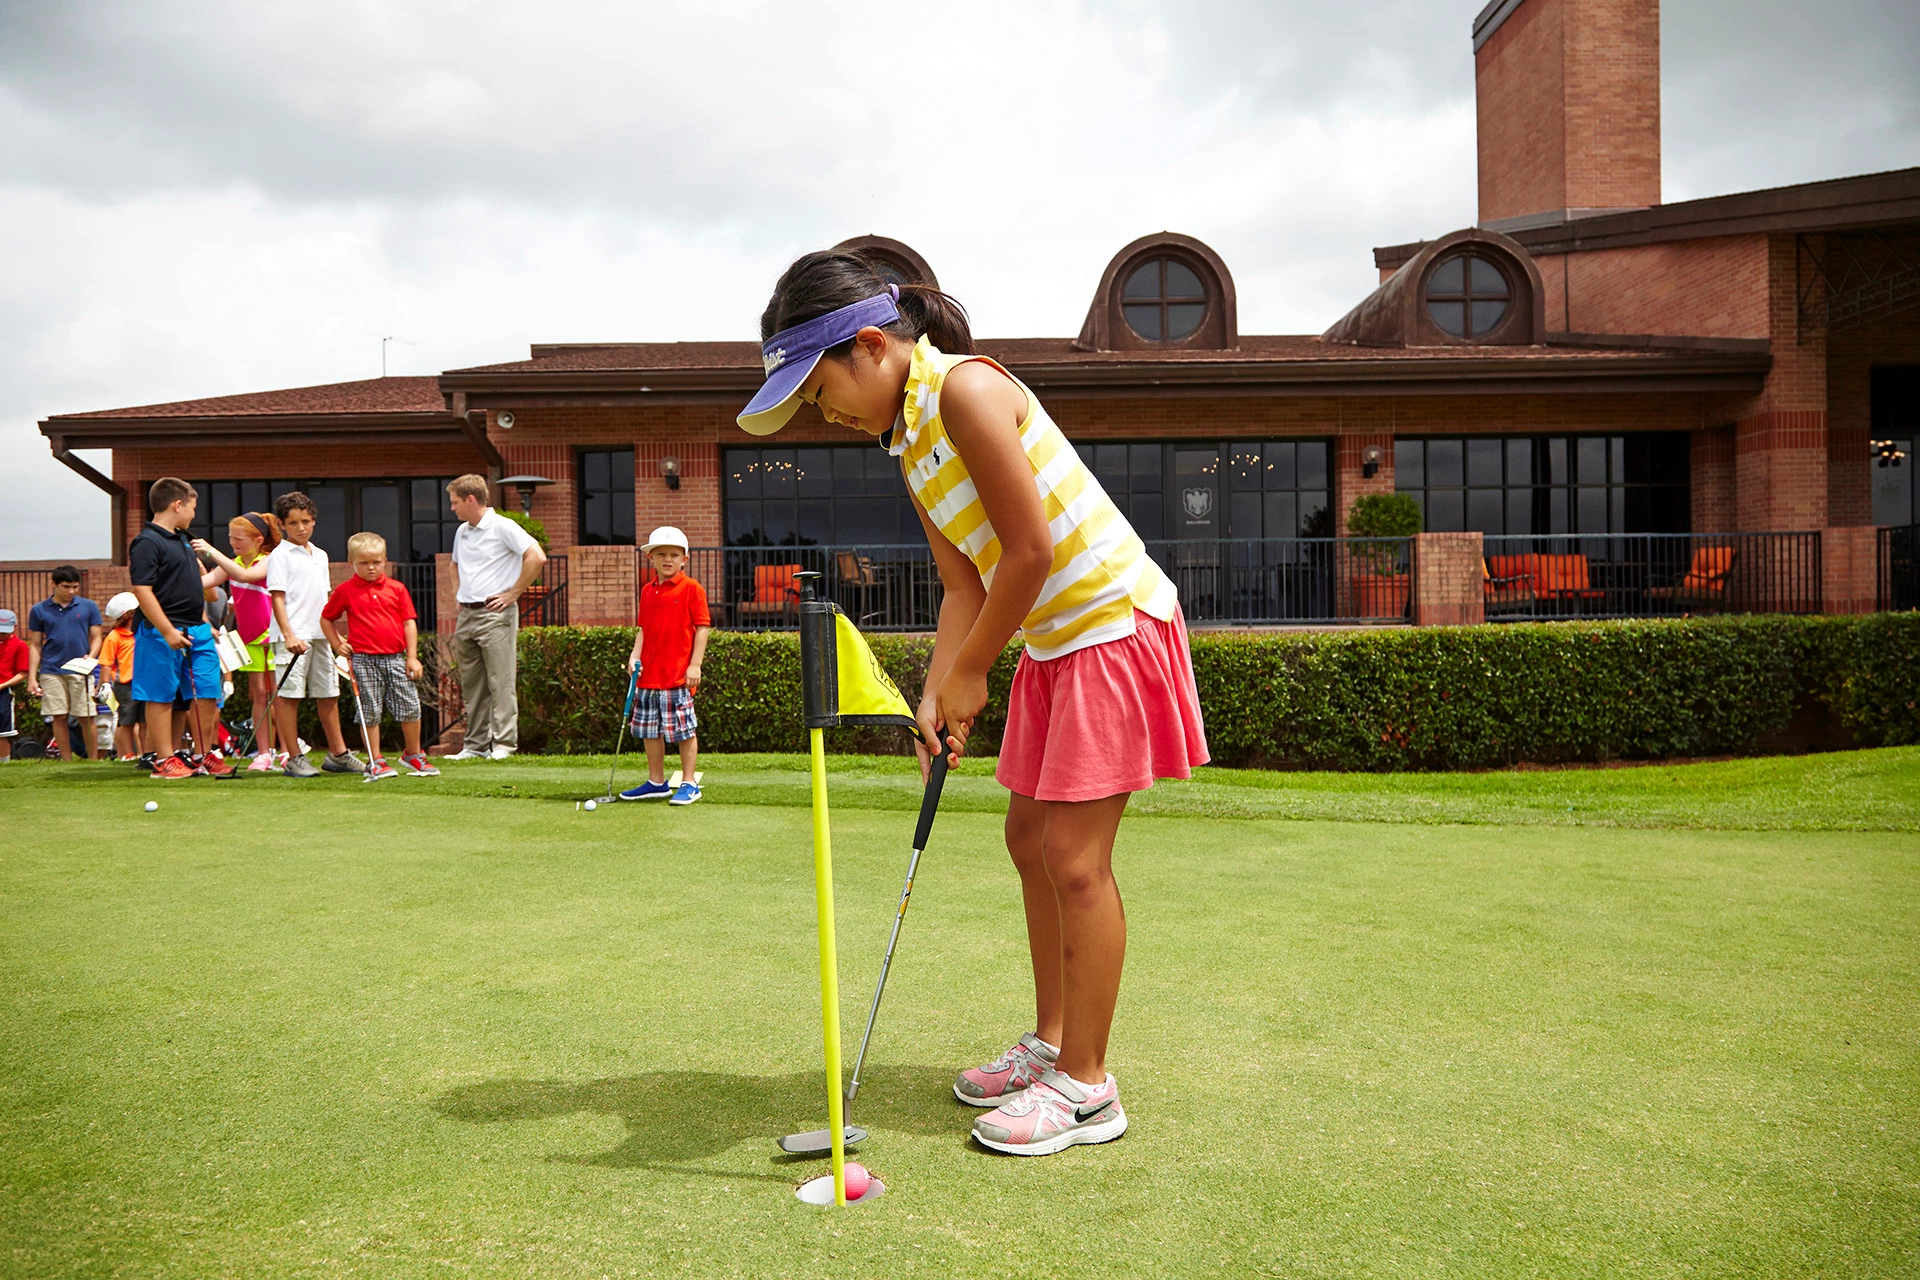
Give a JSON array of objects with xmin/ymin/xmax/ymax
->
[
  {"xmin": 1006, "ymin": 791, "xmax": 1131, "ymax": 1083},
  {"xmin": 1005, "ymin": 793, "xmax": 1063, "ymax": 1045},
  {"xmin": 251, "ymin": 671, "xmax": 275, "ymax": 754}
]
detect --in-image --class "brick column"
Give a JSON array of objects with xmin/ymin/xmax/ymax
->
[
  {"xmin": 1820, "ymin": 526, "xmax": 1878, "ymax": 615},
  {"xmin": 434, "ymin": 553, "xmax": 457, "ymax": 636},
  {"xmin": 83, "ymin": 565, "xmax": 131, "ymax": 604},
  {"xmin": 1414, "ymin": 531, "xmax": 1484, "ymax": 627},
  {"xmin": 566, "ymin": 544, "xmax": 638, "ymax": 626}
]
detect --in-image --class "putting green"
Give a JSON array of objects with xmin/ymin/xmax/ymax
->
[{"xmin": 2, "ymin": 752, "xmax": 1917, "ymax": 1277}]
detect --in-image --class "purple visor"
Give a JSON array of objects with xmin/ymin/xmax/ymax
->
[{"xmin": 737, "ymin": 289, "xmax": 899, "ymax": 435}]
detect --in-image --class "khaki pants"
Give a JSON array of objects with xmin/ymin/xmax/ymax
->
[{"xmin": 454, "ymin": 604, "xmax": 519, "ymax": 753}]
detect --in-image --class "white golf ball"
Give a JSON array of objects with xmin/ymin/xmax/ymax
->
[
  {"xmin": 144, "ymin": 801, "xmax": 158, "ymax": 812},
  {"xmin": 584, "ymin": 799, "xmax": 597, "ymax": 812}
]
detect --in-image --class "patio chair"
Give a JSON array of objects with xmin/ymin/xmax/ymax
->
[
  {"xmin": 1483, "ymin": 556, "xmax": 1537, "ymax": 617},
  {"xmin": 833, "ymin": 550, "xmax": 891, "ymax": 626},
  {"xmin": 734, "ymin": 563, "xmax": 805, "ymax": 627},
  {"xmin": 1647, "ymin": 546, "xmax": 1737, "ymax": 612}
]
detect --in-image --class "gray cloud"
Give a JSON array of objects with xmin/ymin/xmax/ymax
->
[{"xmin": 2, "ymin": 0, "xmax": 1915, "ymax": 559}]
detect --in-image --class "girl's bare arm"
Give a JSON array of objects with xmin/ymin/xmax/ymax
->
[{"xmin": 925, "ymin": 361, "xmax": 1052, "ymax": 749}]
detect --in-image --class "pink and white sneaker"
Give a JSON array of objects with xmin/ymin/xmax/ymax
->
[
  {"xmin": 247, "ymin": 751, "xmax": 275, "ymax": 773},
  {"xmin": 953, "ymin": 1032, "xmax": 1058, "ymax": 1108},
  {"xmin": 972, "ymin": 1067, "xmax": 1127, "ymax": 1156}
]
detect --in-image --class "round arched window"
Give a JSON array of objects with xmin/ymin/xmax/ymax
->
[
  {"xmin": 1425, "ymin": 254, "xmax": 1511, "ymax": 338},
  {"xmin": 1122, "ymin": 258, "xmax": 1209, "ymax": 341}
]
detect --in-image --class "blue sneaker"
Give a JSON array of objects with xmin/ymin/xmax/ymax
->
[
  {"xmin": 619, "ymin": 780, "xmax": 673, "ymax": 801},
  {"xmin": 669, "ymin": 781, "xmax": 702, "ymax": 806}
]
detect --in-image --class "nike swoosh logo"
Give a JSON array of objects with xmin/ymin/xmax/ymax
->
[{"xmin": 1075, "ymin": 1099, "xmax": 1113, "ymax": 1123}]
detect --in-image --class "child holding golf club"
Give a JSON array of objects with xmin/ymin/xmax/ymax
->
[
  {"xmin": 319, "ymin": 533, "xmax": 437, "ymax": 779},
  {"xmin": 617, "ymin": 526, "xmax": 710, "ymax": 806},
  {"xmin": 195, "ymin": 511, "xmax": 285, "ymax": 771},
  {"xmin": 742, "ymin": 252, "xmax": 1209, "ymax": 1157},
  {"xmin": 266, "ymin": 491, "xmax": 361, "ymax": 778}
]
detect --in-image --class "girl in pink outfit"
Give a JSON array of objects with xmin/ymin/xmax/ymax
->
[
  {"xmin": 196, "ymin": 512, "xmax": 283, "ymax": 771},
  {"xmin": 740, "ymin": 250, "xmax": 1209, "ymax": 1156}
]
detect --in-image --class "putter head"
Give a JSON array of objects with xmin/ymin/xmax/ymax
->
[{"xmin": 776, "ymin": 1125, "xmax": 867, "ymax": 1156}]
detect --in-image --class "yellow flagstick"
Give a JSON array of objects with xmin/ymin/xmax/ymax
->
[{"xmin": 809, "ymin": 726, "xmax": 848, "ymax": 1207}]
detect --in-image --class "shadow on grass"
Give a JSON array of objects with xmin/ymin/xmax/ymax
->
[{"xmin": 432, "ymin": 1063, "xmax": 959, "ymax": 1182}]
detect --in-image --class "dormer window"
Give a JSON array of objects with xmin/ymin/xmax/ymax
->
[
  {"xmin": 1425, "ymin": 253, "xmax": 1512, "ymax": 339},
  {"xmin": 1122, "ymin": 258, "xmax": 1209, "ymax": 342}
]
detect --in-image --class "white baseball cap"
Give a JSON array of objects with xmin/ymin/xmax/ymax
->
[
  {"xmin": 104, "ymin": 591, "xmax": 139, "ymax": 623},
  {"xmin": 641, "ymin": 526, "xmax": 689, "ymax": 555}
]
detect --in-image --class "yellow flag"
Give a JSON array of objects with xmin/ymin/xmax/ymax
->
[{"xmin": 830, "ymin": 612, "xmax": 917, "ymax": 728}]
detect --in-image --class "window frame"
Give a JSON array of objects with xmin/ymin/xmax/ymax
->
[
  {"xmin": 1424, "ymin": 252, "xmax": 1513, "ymax": 340},
  {"xmin": 1120, "ymin": 257, "xmax": 1211, "ymax": 344},
  {"xmin": 575, "ymin": 447, "xmax": 636, "ymax": 547}
]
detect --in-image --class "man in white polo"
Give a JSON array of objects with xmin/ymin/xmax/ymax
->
[{"xmin": 447, "ymin": 474, "xmax": 547, "ymax": 760}]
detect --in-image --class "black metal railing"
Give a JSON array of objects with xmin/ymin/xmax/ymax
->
[
  {"xmin": 1481, "ymin": 532, "xmax": 1822, "ymax": 621},
  {"xmin": 519, "ymin": 554, "xmax": 569, "ymax": 626},
  {"xmin": 1143, "ymin": 538, "xmax": 1412, "ymax": 624},
  {"xmin": 662, "ymin": 538, "xmax": 1413, "ymax": 631},
  {"xmin": 388, "ymin": 561, "xmax": 439, "ymax": 636},
  {"xmin": 1881, "ymin": 524, "xmax": 1919, "ymax": 612},
  {"xmin": 658, "ymin": 545, "xmax": 941, "ymax": 631}
]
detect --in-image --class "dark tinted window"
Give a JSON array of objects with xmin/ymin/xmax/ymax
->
[{"xmin": 576, "ymin": 448, "xmax": 635, "ymax": 546}]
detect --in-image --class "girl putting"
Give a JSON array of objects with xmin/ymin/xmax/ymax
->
[{"xmin": 741, "ymin": 251, "xmax": 1209, "ymax": 1156}]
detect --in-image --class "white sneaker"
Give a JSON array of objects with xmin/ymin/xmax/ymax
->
[
  {"xmin": 489, "ymin": 744, "xmax": 515, "ymax": 760},
  {"xmin": 446, "ymin": 748, "xmax": 488, "ymax": 761}
]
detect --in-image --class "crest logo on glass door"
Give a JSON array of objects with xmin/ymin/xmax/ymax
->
[{"xmin": 1182, "ymin": 487, "xmax": 1213, "ymax": 519}]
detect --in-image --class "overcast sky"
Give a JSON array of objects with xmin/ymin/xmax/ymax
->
[{"xmin": 2, "ymin": 0, "xmax": 1915, "ymax": 559}]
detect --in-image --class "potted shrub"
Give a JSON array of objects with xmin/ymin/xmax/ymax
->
[
  {"xmin": 1345, "ymin": 493, "xmax": 1421, "ymax": 619},
  {"xmin": 496, "ymin": 510, "xmax": 556, "ymax": 620}
]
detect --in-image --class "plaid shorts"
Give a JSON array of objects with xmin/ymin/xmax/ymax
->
[
  {"xmin": 350, "ymin": 652, "xmax": 421, "ymax": 724},
  {"xmin": 629, "ymin": 685, "xmax": 697, "ymax": 743}
]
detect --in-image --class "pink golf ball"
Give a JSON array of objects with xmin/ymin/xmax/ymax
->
[{"xmin": 842, "ymin": 1162, "xmax": 870, "ymax": 1200}]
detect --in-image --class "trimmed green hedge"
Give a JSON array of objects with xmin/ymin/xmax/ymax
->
[{"xmin": 508, "ymin": 613, "xmax": 1920, "ymax": 768}]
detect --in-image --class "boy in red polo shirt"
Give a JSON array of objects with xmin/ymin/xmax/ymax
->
[
  {"xmin": 619, "ymin": 526, "xmax": 710, "ymax": 806},
  {"xmin": 319, "ymin": 532, "xmax": 438, "ymax": 781}
]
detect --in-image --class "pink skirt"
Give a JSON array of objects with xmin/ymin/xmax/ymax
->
[{"xmin": 995, "ymin": 608, "xmax": 1210, "ymax": 803}]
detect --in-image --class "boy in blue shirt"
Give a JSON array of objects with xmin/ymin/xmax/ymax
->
[{"xmin": 26, "ymin": 565, "xmax": 103, "ymax": 762}]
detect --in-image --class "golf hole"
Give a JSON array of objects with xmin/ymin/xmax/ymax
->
[{"xmin": 794, "ymin": 1174, "xmax": 885, "ymax": 1207}]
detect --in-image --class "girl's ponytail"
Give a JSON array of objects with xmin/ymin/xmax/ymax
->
[
  {"xmin": 761, "ymin": 250, "xmax": 974, "ymax": 356},
  {"xmin": 894, "ymin": 282, "xmax": 973, "ymax": 355}
]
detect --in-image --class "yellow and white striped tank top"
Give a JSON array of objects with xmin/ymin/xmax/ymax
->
[{"xmin": 889, "ymin": 338, "xmax": 1177, "ymax": 661}]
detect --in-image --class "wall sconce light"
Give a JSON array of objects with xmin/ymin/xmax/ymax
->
[
  {"xmin": 661, "ymin": 456, "xmax": 682, "ymax": 491},
  {"xmin": 1873, "ymin": 439, "xmax": 1906, "ymax": 468},
  {"xmin": 1361, "ymin": 444, "xmax": 1384, "ymax": 479},
  {"xmin": 498, "ymin": 474, "xmax": 554, "ymax": 514}
]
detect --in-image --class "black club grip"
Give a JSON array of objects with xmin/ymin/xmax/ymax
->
[{"xmin": 913, "ymin": 729, "xmax": 954, "ymax": 852}]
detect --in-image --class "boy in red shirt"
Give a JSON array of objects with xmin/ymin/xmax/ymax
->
[
  {"xmin": 0, "ymin": 610, "xmax": 29, "ymax": 762},
  {"xmin": 619, "ymin": 526, "xmax": 711, "ymax": 805},
  {"xmin": 319, "ymin": 533, "xmax": 439, "ymax": 780}
]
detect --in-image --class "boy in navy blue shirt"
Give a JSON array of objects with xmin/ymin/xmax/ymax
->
[{"xmin": 26, "ymin": 565, "xmax": 103, "ymax": 762}]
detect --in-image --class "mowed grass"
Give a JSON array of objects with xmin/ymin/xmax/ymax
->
[{"xmin": 1, "ymin": 752, "xmax": 1917, "ymax": 1278}]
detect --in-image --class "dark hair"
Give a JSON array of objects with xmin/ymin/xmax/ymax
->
[
  {"xmin": 760, "ymin": 250, "xmax": 973, "ymax": 358},
  {"xmin": 148, "ymin": 476, "xmax": 196, "ymax": 513},
  {"xmin": 52, "ymin": 564, "xmax": 81, "ymax": 585},
  {"xmin": 274, "ymin": 491, "xmax": 317, "ymax": 520}
]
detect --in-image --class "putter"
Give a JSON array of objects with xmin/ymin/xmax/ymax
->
[
  {"xmin": 335, "ymin": 654, "xmax": 387, "ymax": 781},
  {"xmin": 247, "ymin": 644, "xmax": 307, "ymax": 756},
  {"xmin": 778, "ymin": 729, "xmax": 956, "ymax": 1157},
  {"xmin": 603, "ymin": 666, "xmax": 640, "ymax": 802}
]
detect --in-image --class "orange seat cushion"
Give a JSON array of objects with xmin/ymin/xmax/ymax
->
[
  {"xmin": 753, "ymin": 563, "xmax": 803, "ymax": 604},
  {"xmin": 1532, "ymin": 554, "xmax": 1590, "ymax": 595},
  {"xmin": 1680, "ymin": 546, "xmax": 1734, "ymax": 591}
]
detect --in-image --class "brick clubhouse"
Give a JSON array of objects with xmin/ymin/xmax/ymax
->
[{"xmin": 31, "ymin": 0, "xmax": 1920, "ymax": 633}]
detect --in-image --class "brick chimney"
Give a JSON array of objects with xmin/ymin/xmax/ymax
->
[{"xmin": 1473, "ymin": 0, "xmax": 1660, "ymax": 228}]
